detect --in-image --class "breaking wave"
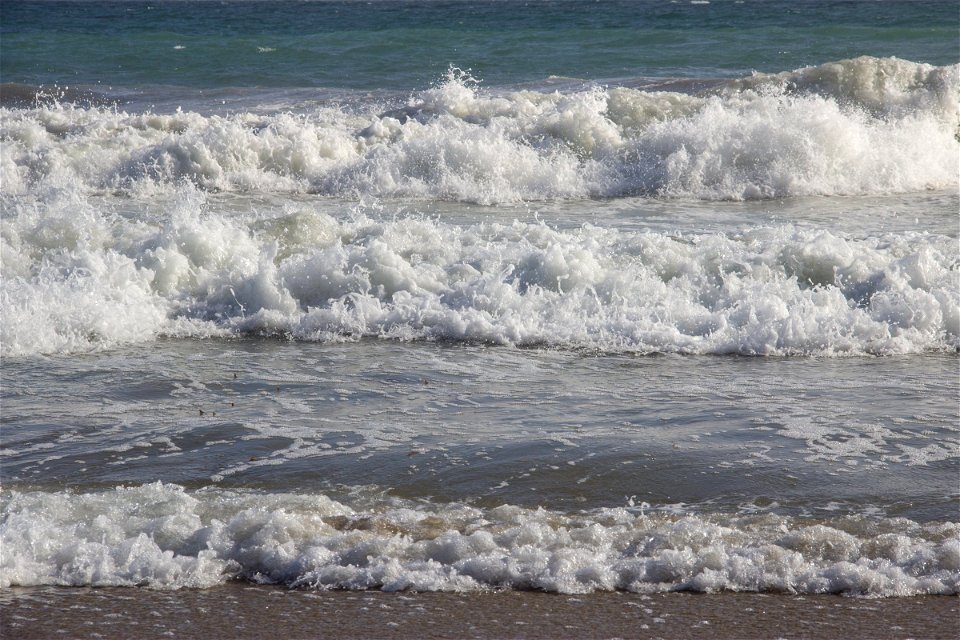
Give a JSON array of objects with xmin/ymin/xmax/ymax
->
[
  {"xmin": 2, "ymin": 483, "xmax": 957, "ymax": 595},
  {"xmin": 2, "ymin": 186, "xmax": 957, "ymax": 357},
  {"xmin": 2, "ymin": 57, "xmax": 957, "ymax": 203}
]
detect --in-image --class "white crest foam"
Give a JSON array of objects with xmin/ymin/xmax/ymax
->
[
  {"xmin": 2, "ymin": 57, "xmax": 956, "ymax": 203},
  {"xmin": 2, "ymin": 188, "xmax": 957, "ymax": 357},
  {"xmin": 2, "ymin": 483, "xmax": 957, "ymax": 595}
]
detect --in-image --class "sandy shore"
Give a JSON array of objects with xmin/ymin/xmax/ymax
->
[{"xmin": 1, "ymin": 585, "xmax": 957, "ymax": 639}]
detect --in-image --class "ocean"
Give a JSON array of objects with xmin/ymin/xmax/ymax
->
[{"xmin": 1, "ymin": 0, "xmax": 958, "ymax": 636}]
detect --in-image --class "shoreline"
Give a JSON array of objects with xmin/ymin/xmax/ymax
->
[{"xmin": 2, "ymin": 585, "xmax": 957, "ymax": 639}]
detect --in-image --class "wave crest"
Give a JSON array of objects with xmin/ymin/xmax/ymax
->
[
  {"xmin": 3, "ymin": 191, "xmax": 957, "ymax": 357},
  {"xmin": 2, "ymin": 58, "xmax": 956, "ymax": 203},
  {"xmin": 2, "ymin": 483, "xmax": 957, "ymax": 595}
]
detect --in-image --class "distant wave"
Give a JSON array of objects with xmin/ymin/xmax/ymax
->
[
  {"xmin": 728, "ymin": 55, "xmax": 959, "ymax": 116},
  {"xmin": 2, "ymin": 483, "xmax": 957, "ymax": 595},
  {"xmin": 2, "ymin": 57, "xmax": 957, "ymax": 203}
]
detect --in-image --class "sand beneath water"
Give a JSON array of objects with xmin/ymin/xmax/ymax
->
[{"xmin": 2, "ymin": 585, "xmax": 957, "ymax": 639}]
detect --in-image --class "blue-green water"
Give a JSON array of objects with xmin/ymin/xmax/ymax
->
[{"xmin": 2, "ymin": 0, "xmax": 957, "ymax": 90}]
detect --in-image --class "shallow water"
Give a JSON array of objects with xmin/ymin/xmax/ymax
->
[
  {"xmin": 2, "ymin": 586, "xmax": 957, "ymax": 640},
  {"xmin": 2, "ymin": 340, "xmax": 958, "ymax": 594},
  {"xmin": 3, "ymin": 340, "xmax": 958, "ymax": 520}
]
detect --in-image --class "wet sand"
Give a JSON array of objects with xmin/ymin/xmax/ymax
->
[{"xmin": 1, "ymin": 585, "xmax": 956, "ymax": 639}]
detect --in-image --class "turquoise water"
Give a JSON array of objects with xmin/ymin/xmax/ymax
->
[{"xmin": 3, "ymin": 0, "xmax": 957, "ymax": 90}]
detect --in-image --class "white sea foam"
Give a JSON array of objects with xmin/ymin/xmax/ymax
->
[
  {"xmin": 2, "ymin": 186, "xmax": 957, "ymax": 357},
  {"xmin": 733, "ymin": 56, "xmax": 959, "ymax": 118},
  {"xmin": 1, "ymin": 57, "xmax": 956, "ymax": 203},
  {"xmin": 1, "ymin": 483, "xmax": 956, "ymax": 594},
  {"xmin": 2, "ymin": 57, "xmax": 957, "ymax": 357}
]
